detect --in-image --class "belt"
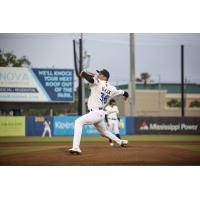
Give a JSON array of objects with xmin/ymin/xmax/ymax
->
[
  {"xmin": 108, "ymin": 118, "xmax": 117, "ymax": 120},
  {"xmin": 88, "ymin": 108, "xmax": 103, "ymax": 112}
]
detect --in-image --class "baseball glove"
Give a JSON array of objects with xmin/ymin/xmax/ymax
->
[{"xmin": 118, "ymin": 122, "xmax": 123, "ymax": 129}]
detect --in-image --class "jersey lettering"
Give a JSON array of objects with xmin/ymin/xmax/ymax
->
[
  {"xmin": 100, "ymin": 92, "xmax": 109, "ymax": 104},
  {"xmin": 102, "ymin": 87, "xmax": 111, "ymax": 95}
]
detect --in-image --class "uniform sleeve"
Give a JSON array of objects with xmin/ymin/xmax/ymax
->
[
  {"xmin": 89, "ymin": 75, "xmax": 99, "ymax": 87},
  {"xmin": 111, "ymin": 86, "xmax": 125, "ymax": 97},
  {"xmin": 81, "ymin": 71, "xmax": 94, "ymax": 83}
]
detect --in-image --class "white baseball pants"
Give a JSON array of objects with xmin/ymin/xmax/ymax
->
[
  {"xmin": 108, "ymin": 119, "xmax": 119, "ymax": 134},
  {"xmin": 72, "ymin": 110, "xmax": 122, "ymax": 149},
  {"xmin": 42, "ymin": 127, "xmax": 52, "ymax": 137}
]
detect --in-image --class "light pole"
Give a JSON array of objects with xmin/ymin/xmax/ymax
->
[
  {"xmin": 81, "ymin": 35, "xmax": 91, "ymax": 114},
  {"xmin": 80, "ymin": 33, "xmax": 86, "ymax": 114},
  {"xmin": 129, "ymin": 33, "xmax": 136, "ymax": 116},
  {"xmin": 181, "ymin": 45, "xmax": 185, "ymax": 117}
]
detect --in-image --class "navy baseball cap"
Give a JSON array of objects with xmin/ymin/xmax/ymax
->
[{"xmin": 96, "ymin": 69, "xmax": 110, "ymax": 80}]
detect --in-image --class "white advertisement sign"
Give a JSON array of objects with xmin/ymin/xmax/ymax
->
[{"xmin": 0, "ymin": 67, "xmax": 74, "ymax": 102}]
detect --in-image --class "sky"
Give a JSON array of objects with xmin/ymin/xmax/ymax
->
[{"xmin": 0, "ymin": 33, "xmax": 200, "ymax": 87}]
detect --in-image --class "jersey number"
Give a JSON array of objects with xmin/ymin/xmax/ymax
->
[{"xmin": 100, "ymin": 92, "xmax": 109, "ymax": 104}]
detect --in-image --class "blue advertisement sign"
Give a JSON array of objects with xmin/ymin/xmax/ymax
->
[
  {"xmin": 126, "ymin": 116, "xmax": 135, "ymax": 135},
  {"xmin": 53, "ymin": 116, "xmax": 126, "ymax": 136},
  {"xmin": 0, "ymin": 67, "xmax": 74, "ymax": 102},
  {"xmin": 135, "ymin": 117, "xmax": 200, "ymax": 134},
  {"xmin": 53, "ymin": 116, "xmax": 77, "ymax": 136},
  {"xmin": 53, "ymin": 116, "xmax": 99, "ymax": 136},
  {"xmin": 83, "ymin": 124, "xmax": 99, "ymax": 135},
  {"xmin": 26, "ymin": 116, "xmax": 53, "ymax": 136},
  {"xmin": 31, "ymin": 68, "xmax": 74, "ymax": 102}
]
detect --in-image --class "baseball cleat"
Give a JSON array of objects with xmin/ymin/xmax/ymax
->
[
  {"xmin": 110, "ymin": 142, "xmax": 114, "ymax": 147},
  {"xmin": 69, "ymin": 148, "xmax": 82, "ymax": 155},
  {"xmin": 121, "ymin": 140, "xmax": 128, "ymax": 147}
]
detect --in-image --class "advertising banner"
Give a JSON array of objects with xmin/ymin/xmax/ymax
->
[
  {"xmin": 53, "ymin": 116, "xmax": 77, "ymax": 136},
  {"xmin": 135, "ymin": 117, "xmax": 200, "ymax": 134},
  {"xmin": 53, "ymin": 116, "xmax": 99, "ymax": 136},
  {"xmin": 26, "ymin": 116, "xmax": 53, "ymax": 136},
  {"xmin": 0, "ymin": 67, "xmax": 74, "ymax": 102},
  {"xmin": 0, "ymin": 116, "xmax": 25, "ymax": 136},
  {"xmin": 126, "ymin": 116, "xmax": 135, "ymax": 135},
  {"xmin": 53, "ymin": 116, "xmax": 126, "ymax": 136}
]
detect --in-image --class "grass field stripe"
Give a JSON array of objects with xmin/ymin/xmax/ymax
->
[
  {"xmin": 1, "ymin": 135, "xmax": 200, "ymax": 143},
  {"xmin": 170, "ymin": 145, "xmax": 200, "ymax": 152}
]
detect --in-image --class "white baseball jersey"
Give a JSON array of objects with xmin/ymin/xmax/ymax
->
[
  {"xmin": 105, "ymin": 105, "xmax": 119, "ymax": 119},
  {"xmin": 88, "ymin": 76, "xmax": 124, "ymax": 111},
  {"xmin": 72, "ymin": 74, "xmax": 126, "ymax": 150},
  {"xmin": 44, "ymin": 121, "xmax": 50, "ymax": 129}
]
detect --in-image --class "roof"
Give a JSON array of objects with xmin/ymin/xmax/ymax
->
[{"xmin": 116, "ymin": 83, "xmax": 200, "ymax": 94}]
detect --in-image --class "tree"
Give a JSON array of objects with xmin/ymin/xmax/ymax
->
[
  {"xmin": 136, "ymin": 72, "xmax": 151, "ymax": 88},
  {"xmin": 167, "ymin": 99, "xmax": 181, "ymax": 107},
  {"xmin": 0, "ymin": 50, "xmax": 31, "ymax": 67},
  {"xmin": 190, "ymin": 100, "xmax": 200, "ymax": 108}
]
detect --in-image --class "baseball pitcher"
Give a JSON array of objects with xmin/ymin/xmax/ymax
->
[{"xmin": 69, "ymin": 69, "xmax": 129, "ymax": 154}]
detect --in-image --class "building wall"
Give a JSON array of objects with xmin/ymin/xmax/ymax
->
[
  {"xmin": 118, "ymin": 90, "xmax": 200, "ymax": 117},
  {"xmin": 165, "ymin": 93, "xmax": 200, "ymax": 108}
]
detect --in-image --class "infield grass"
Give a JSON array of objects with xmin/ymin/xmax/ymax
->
[{"xmin": 0, "ymin": 135, "xmax": 200, "ymax": 143}]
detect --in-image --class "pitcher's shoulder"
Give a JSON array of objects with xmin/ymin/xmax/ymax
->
[{"xmin": 108, "ymin": 84, "xmax": 117, "ymax": 91}]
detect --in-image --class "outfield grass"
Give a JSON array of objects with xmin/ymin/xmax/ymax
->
[
  {"xmin": 171, "ymin": 145, "xmax": 200, "ymax": 152},
  {"xmin": 0, "ymin": 135, "xmax": 200, "ymax": 143}
]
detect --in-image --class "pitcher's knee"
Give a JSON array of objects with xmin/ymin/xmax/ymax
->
[{"xmin": 75, "ymin": 118, "xmax": 84, "ymax": 126}]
